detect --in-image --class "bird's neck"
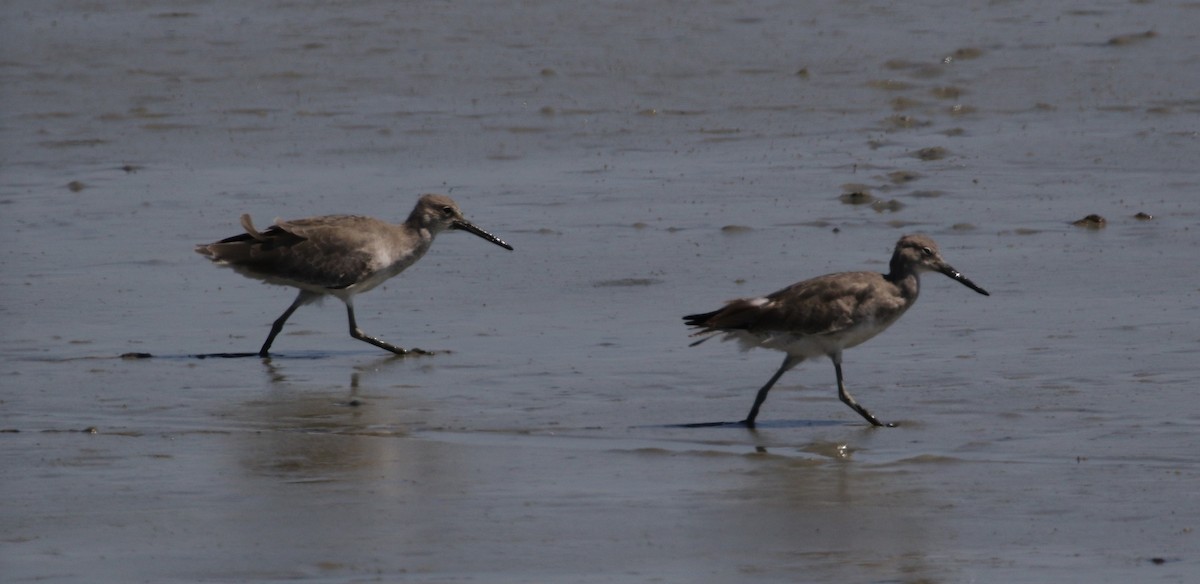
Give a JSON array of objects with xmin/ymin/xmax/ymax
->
[{"xmin": 884, "ymin": 270, "xmax": 921, "ymax": 300}]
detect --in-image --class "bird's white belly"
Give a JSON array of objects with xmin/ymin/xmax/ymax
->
[
  {"xmin": 340, "ymin": 260, "xmax": 412, "ymax": 296},
  {"xmin": 339, "ymin": 240, "xmax": 427, "ymax": 295},
  {"xmin": 728, "ymin": 318, "xmax": 895, "ymax": 359}
]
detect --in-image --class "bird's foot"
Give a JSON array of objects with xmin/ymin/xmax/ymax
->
[
  {"xmin": 381, "ymin": 345, "xmax": 433, "ymax": 356},
  {"xmin": 862, "ymin": 416, "xmax": 897, "ymax": 428}
]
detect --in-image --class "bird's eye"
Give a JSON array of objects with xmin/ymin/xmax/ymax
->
[
  {"xmin": 921, "ymin": 246, "xmax": 934, "ymax": 256},
  {"xmin": 440, "ymin": 206, "xmax": 455, "ymax": 216}
]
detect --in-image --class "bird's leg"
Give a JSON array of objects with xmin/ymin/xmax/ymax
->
[
  {"xmin": 346, "ymin": 303, "xmax": 430, "ymax": 356},
  {"xmin": 833, "ymin": 359, "xmax": 891, "ymax": 427},
  {"xmin": 741, "ymin": 355, "xmax": 802, "ymax": 427},
  {"xmin": 259, "ymin": 291, "xmax": 316, "ymax": 357}
]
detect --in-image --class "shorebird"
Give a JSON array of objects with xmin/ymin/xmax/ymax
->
[
  {"xmin": 683, "ymin": 234, "xmax": 988, "ymax": 427},
  {"xmin": 196, "ymin": 194, "xmax": 513, "ymax": 357}
]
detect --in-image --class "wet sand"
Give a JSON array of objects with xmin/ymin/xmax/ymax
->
[{"xmin": 3, "ymin": 1, "xmax": 1199, "ymax": 582}]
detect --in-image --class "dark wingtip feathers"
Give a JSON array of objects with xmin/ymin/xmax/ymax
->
[
  {"xmin": 683, "ymin": 309, "xmax": 726, "ymax": 346},
  {"xmin": 683, "ymin": 310, "xmax": 720, "ymax": 329}
]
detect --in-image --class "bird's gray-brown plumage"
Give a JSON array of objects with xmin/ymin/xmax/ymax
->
[
  {"xmin": 196, "ymin": 193, "xmax": 513, "ymax": 357},
  {"xmin": 684, "ymin": 234, "xmax": 988, "ymax": 427}
]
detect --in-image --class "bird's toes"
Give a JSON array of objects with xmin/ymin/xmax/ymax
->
[{"xmin": 393, "ymin": 347, "xmax": 435, "ymax": 356}]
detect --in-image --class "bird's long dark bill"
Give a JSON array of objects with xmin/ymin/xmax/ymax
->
[
  {"xmin": 941, "ymin": 265, "xmax": 989, "ymax": 296},
  {"xmin": 453, "ymin": 220, "xmax": 514, "ymax": 250}
]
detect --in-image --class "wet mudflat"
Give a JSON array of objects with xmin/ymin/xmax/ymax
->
[{"xmin": 2, "ymin": 0, "xmax": 1199, "ymax": 582}]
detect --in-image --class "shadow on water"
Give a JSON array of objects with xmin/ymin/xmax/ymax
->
[
  {"xmin": 26, "ymin": 350, "xmax": 442, "ymax": 361},
  {"xmin": 21, "ymin": 352, "xmax": 388, "ymax": 362},
  {"xmin": 659, "ymin": 418, "xmax": 853, "ymax": 430}
]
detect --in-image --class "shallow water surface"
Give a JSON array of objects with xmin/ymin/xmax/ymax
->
[{"xmin": 2, "ymin": 1, "xmax": 1199, "ymax": 582}]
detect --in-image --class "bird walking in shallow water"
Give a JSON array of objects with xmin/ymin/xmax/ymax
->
[
  {"xmin": 196, "ymin": 193, "xmax": 513, "ymax": 357},
  {"xmin": 683, "ymin": 234, "xmax": 988, "ymax": 427}
]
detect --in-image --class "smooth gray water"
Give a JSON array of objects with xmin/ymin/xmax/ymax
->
[{"xmin": 3, "ymin": 1, "xmax": 1199, "ymax": 582}]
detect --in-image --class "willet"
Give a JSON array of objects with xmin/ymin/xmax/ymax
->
[
  {"xmin": 683, "ymin": 234, "xmax": 988, "ymax": 427},
  {"xmin": 196, "ymin": 193, "xmax": 513, "ymax": 357}
]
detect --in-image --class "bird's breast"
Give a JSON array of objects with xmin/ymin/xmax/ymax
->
[{"xmin": 344, "ymin": 237, "xmax": 431, "ymax": 293}]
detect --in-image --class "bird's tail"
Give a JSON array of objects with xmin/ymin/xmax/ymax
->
[
  {"xmin": 683, "ymin": 309, "xmax": 725, "ymax": 346},
  {"xmin": 682, "ymin": 309, "xmax": 721, "ymax": 329}
]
